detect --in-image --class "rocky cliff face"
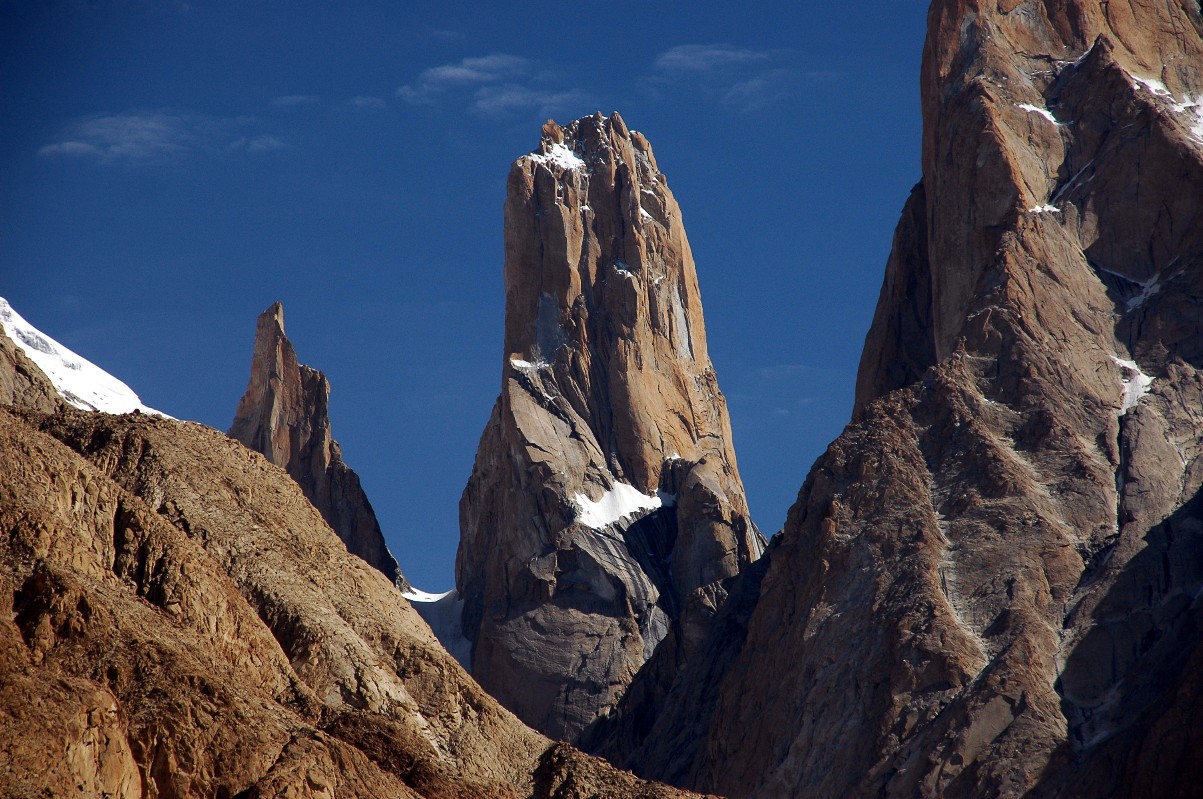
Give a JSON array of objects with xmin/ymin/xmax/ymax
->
[
  {"xmin": 601, "ymin": 2, "xmax": 1203, "ymax": 797},
  {"xmin": 458, "ymin": 113, "xmax": 763, "ymax": 742},
  {"xmin": 0, "ymin": 326, "xmax": 711, "ymax": 799},
  {"xmin": 229, "ymin": 302, "xmax": 407, "ymax": 591}
]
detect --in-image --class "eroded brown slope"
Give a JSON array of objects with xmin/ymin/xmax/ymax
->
[
  {"xmin": 604, "ymin": 2, "xmax": 1203, "ymax": 797},
  {"xmin": 0, "ymin": 335, "xmax": 711, "ymax": 798}
]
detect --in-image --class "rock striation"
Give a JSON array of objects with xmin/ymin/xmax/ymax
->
[
  {"xmin": 0, "ymin": 323, "xmax": 712, "ymax": 799},
  {"xmin": 599, "ymin": 2, "xmax": 1203, "ymax": 797},
  {"xmin": 458, "ymin": 113, "xmax": 763, "ymax": 742},
  {"xmin": 229, "ymin": 302, "xmax": 407, "ymax": 590}
]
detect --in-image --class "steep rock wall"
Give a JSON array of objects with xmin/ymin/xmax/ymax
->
[{"xmin": 609, "ymin": 2, "xmax": 1203, "ymax": 797}]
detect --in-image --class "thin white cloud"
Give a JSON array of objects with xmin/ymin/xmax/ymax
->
[
  {"xmin": 647, "ymin": 44, "xmax": 798, "ymax": 112},
  {"xmin": 38, "ymin": 112, "xmax": 194, "ymax": 162},
  {"xmin": 350, "ymin": 96, "xmax": 388, "ymax": 110},
  {"xmin": 398, "ymin": 54, "xmax": 586, "ymax": 119},
  {"xmin": 38, "ymin": 111, "xmax": 287, "ymax": 164},
  {"xmin": 270, "ymin": 94, "xmax": 320, "ymax": 107},
  {"xmin": 420, "ymin": 25, "xmax": 464, "ymax": 42},
  {"xmin": 655, "ymin": 44, "xmax": 771, "ymax": 73},
  {"xmin": 472, "ymin": 84, "xmax": 588, "ymax": 117},
  {"xmin": 37, "ymin": 141, "xmax": 103, "ymax": 158},
  {"xmin": 227, "ymin": 134, "xmax": 289, "ymax": 153},
  {"xmin": 398, "ymin": 53, "xmax": 530, "ymax": 103},
  {"xmin": 723, "ymin": 69, "xmax": 796, "ymax": 112}
]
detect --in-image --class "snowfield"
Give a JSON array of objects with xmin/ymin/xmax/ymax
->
[{"xmin": 0, "ymin": 296, "xmax": 168, "ymax": 417}]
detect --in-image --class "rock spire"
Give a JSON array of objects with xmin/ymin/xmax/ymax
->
[
  {"xmin": 229, "ymin": 302, "xmax": 407, "ymax": 590},
  {"xmin": 457, "ymin": 113, "xmax": 763, "ymax": 742}
]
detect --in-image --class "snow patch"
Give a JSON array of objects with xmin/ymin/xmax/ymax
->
[
  {"xmin": 511, "ymin": 358, "xmax": 548, "ymax": 370},
  {"xmin": 1018, "ymin": 103, "xmax": 1061, "ymax": 126},
  {"xmin": 1172, "ymin": 96, "xmax": 1203, "ymax": 141},
  {"xmin": 1130, "ymin": 74, "xmax": 1203, "ymax": 142},
  {"xmin": 1092, "ymin": 263, "xmax": 1176, "ymax": 312},
  {"xmin": 1112, "ymin": 356, "xmax": 1154, "ymax": 413},
  {"xmin": 0, "ymin": 297, "xmax": 169, "ymax": 417},
  {"xmin": 1133, "ymin": 76, "xmax": 1172, "ymax": 97},
  {"xmin": 1029, "ymin": 204, "xmax": 1061, "ymax": 213},
  {"xmin": 403, "ymin": 588, "xmax": 471, "ymax": 669},
  {"xmin": 530, "ymin": 141, "xmax": 585, "ymax": 171},
  {"xmin": 1124, "ymin": 274, "xmax": 1162, "ymax": 311},
  {"xmin": 573, "ymin": 482, "xmax": 664, "ymax": 529}
]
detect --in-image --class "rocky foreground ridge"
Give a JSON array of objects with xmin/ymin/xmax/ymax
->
[
  {"xmin": 229, "ymin": 301, "xmax": 407, "ymax": 590},
  {"xmin": 457, "ymin": 113, "xmax": 763, "ymax": 742},
  {"xmin": 0, "ymin": 324, "xmax": 709, "ymax": 798},
  {"xmin": 594, "ymin": 1, "xmax": 1203, "ymax": 797}
]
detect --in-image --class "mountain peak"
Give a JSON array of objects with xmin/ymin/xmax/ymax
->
[
  {"xmin": 458, "ymin": 115, "xmax": 762, "ymax": 741},
  {"xmin": 229, "ymin": 302, "xmax": 407, "ymax": 591}
]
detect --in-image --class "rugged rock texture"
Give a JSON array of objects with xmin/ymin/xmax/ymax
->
[
  {"xmin": 0, "ymin": 323, "xmax": 61, "ymax": 414},
  {"xmin": 229, "ymin": 301, "xmax": 407, "ymax": 590},
  {"xmin": 458, "ymin": 114, "xmax": 763, "ymax": 742},
  {"xmin": 0, "ymin": 328, "xmax": 711, "ymax": 799},
  {"xmin": 604, "ymin": 2, "xmax": 1203, "ymax": 797}
]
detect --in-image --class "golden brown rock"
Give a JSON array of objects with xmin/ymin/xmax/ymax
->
[
  {"xmin": 0, "ymin": 323, "xmax": 61, "ymax": 415},
  {"xmin": 458, "ymin": 113, "xmax": 763, "ymax": 742},
  {"xmin": 0, "ymin": 393, "xmax": 710, "ymax": 798}
]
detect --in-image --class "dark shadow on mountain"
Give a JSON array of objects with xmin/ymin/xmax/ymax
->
[{"xmin": 1035, "ymin": 484, "xmax": 1203, "ymax": 797}]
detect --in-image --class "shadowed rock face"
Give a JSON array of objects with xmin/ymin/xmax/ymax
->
[
  {"xmin": 229, "ymin": 302, "xmax": 408, "ymax": 591},
  {"xmin": 458, "ymin": 113, "xmax": 763, "ymax": 743},
  {"xmin": 600, "ymin": 2, "xmax": 1203, "ymax": 798},
  {"xmin": 0, "ymin": 327, "xmax": 712, "ymax": 799}
]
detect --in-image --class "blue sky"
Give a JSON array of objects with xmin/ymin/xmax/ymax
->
[{"xmin": 1, "ymin": 1, "xmax": 927, "ymax": 590}]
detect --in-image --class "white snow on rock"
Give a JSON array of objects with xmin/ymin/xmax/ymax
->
[
  {"xmin": 1131, "ymin": 74, "xmax": 1203, "ymax": 142},
  {"xmin": 530, "ymin": 141, "xmax": 585, "ymax": 171},
  {"xmin": 1124, "ymin": 273, "xmax": 1163, "ymax": 311},
  {"xmin": 1029, "ymin": 204, "xmax": 1061, "ymax": 213},
  {"xmin": 1134, "ymin": 76, "xmax": 1173, "ymax": 97},
  {"xmin": 402, "ymin": 587, "xmax": 472, "ymax": 669},
  {"xmin": 1018, "ymin": 103, "xmax": 1061, "ymax": 125},
  {"xmin": 0, "ymin": 296, "xmax": 169, "ymax": 417},
  {"xmin": 1112, "ymin": 356, "xmax": 1154, "ymax": 413},
  {"xmin": 573, "ymin": 481, "xmax": 665, "ymax": 528}
]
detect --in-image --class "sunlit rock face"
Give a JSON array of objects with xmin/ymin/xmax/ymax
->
[
  {"xmin": 0, "ymin": 323, "xmax": 709, "ymax": 799},
  {"xmin": 458, "ymin": 113, "xmax": 763, "ymax": 742},
  {"xmin": 595, "ymin": 3, "xmax": 1203, "ymax": 797}
]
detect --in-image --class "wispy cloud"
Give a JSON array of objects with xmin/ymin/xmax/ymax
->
[
  {"xmin": 38, "ymin": 111, "xmax": 286, "ymax": 164},
  {"xmin": 270, "ymin": 94, "xmax": 320, "ymax": 107},
  {"xmin": 350, "ymin": 95, "xmax": 388, "ymax": 110},
  {"xmin": 421, "ymin": 25, "xmax": 464, "ymax": 42},
  {"xmin": 227, "ymin": 134, "xmax": 289, "ymax": 153},
  {"xmin": 398, "ymin": 54, "xmax": 529, "ymax": 103},
  {"xmin": 654, "ymin": 44, "xmax": 771, "ymax": 73},
  {"xmin": 398, "ymin": 54, "xmax": 587, "ymax": 117},
  {"xmin": 472, "ymin": 85, "xmax": 588, "ymax": 117},
  {"xmin": 646, "ymin": 44, "xmax": 798, "ymax": 112}
]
